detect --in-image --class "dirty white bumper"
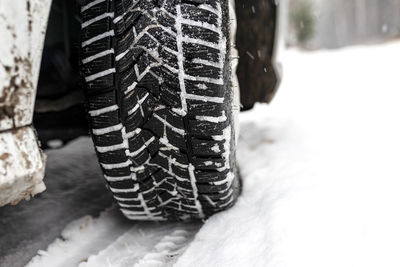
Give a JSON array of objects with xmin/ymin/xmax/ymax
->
[{"xmin": 0, "ymin": 0, "xmax": 51, "ymax": 206}]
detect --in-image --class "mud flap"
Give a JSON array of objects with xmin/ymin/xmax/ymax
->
[{"xmin": 236, "ymin": 0, "xmax": 284, "ymax": 109}]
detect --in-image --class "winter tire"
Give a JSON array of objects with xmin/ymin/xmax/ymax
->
[{"xmin": 79, "ymin": 0, "xmax": 240, "ymax": 220}]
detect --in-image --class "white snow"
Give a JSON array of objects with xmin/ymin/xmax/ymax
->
[
  {"xmin": 82, "ymin": 223, "xmax": 200, "ymax": 267},
  {"xmin": 177, "ymin": 41, "xmax": 400, "ymax": 267},
  {"xmin": 27, "ymin": 206, "xmax": 201, "ymax": 267},
  {"xmin": 27, "ymin": 207, "xmax": 133, "ymax": 267},
  {"xmin": 195, "ymin": 112, "xmax": 227, "ymax": 123},
  {"xmin": 28, "ymin": 41, "xmax": 400, "ymax": 267},
  {"xmin": 211, "ymin": 144, "xmax": 221, "ymax": 153},
  {"xmin": 88, "ymin": 104, "xmax": 119, "ymax": 117}
]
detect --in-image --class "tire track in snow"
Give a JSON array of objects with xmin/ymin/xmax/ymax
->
[
  {"xmin": 84, "ymin": 223, "xmax": 200, "ymax": 267},
  {"xmin": 27, "ymin": 206, "xmax": 202, "ymax": 267}
]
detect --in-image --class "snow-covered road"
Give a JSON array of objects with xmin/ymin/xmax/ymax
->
[
  {"xmin": 0, "ymin": 138, "xmax": 115, "ymax": 267},
  {"xmin": 178, "ymin": 40, "xmax": 400, "ymax": 267},
  {"xmin": 3, "ymin": 41, "xmax": 400, "ymax": 267}
]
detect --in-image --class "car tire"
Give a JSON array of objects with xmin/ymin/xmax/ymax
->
[{"xmin": 79, "ymin": 0, "xmax": 240, "ymax": 220}]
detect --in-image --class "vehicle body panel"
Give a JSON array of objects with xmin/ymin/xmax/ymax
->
[{"xmin": 0, "ymin": 0, "xmax": 51, "ymax": 206}]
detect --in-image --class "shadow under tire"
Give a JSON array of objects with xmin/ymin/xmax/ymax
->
[{"xmin": 79, "ymin": 0, "xmax": 240, "ymax": 221}]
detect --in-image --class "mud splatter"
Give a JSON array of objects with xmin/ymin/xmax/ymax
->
[
  {"xmin": 0, "ymin": 153, "xmax": 11, "ymax": 161},
  {"xmin": 0, "ymin": 53, "xmax": 33, "ymax": 129},
  {"xmin": 27, "ymin": 0, "xmax": 32, "ymax": 33}
]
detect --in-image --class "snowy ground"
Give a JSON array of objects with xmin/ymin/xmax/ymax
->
[
  {"xmin": 0, "ymin": 139, "xmax": 115, "ymax": 267},
  {"xmin": 2, "ymin": 41, "xmax": 400, "ymax": 267}
]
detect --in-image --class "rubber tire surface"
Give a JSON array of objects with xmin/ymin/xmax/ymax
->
[{"xmin": 79, "ymin": 0, "xmax": 240, "ymax": 221}]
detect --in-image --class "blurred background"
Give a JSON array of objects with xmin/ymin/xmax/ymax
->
[{"xmin": 286, "ymin": 0, "xmax": 400, "ymax": 49}]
